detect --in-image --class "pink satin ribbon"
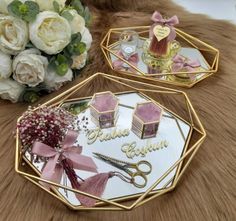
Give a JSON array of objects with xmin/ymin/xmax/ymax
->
[
  {"xmin": 172, "ymin": 55, "xmax": 201, "ymax": 80},
  {"xmin": 32, "ymin": 130, "xmax": 98, "ymax": 189},
  {"xmin": 150, "ymin": 11, "xmax": 179, "ymax": 42},
  {"xmin": 112, "ymin": 51, "xmax": 139, "ymax": 73}
]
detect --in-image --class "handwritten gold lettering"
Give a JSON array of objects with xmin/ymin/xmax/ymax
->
[
  {"xmin": 121, "ymin": 140, "xmax": 169, "ymax": 159},
  {"xmin": 87, "ymin": 128, "xmax": 130, "ymax": 145}
]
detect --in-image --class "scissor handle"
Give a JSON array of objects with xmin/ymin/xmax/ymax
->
[
  {"xmin": 135, "ymin": 161, "xmax": 152, "ymax": 175},
  {"xmin": 130, "ymin": 172, "xmax": 148, "ymax": 188}
]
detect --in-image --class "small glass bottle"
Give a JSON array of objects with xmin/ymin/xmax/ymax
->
[{"xmin": 119, "ymin": 30, "xmax": 139, "ymax": 59}]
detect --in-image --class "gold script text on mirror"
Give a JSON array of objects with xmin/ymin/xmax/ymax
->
[
  {"xmin": 87, "ymin": 128, "xmax": 130, "ymax": 145},
  {"xmin": 121, "ymin": 140, "xmax": 169, "ymax": 159}
]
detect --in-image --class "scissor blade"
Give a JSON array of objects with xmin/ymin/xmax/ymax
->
[
  {"xmin": 93, "ymin": 152, "xmax": 119, "ymax": 164},
  {"xmin": 93, "ymin": 152, "xmax": 127, "ymax": 170}
]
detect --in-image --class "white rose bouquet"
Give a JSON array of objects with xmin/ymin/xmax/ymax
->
[{"xmin": 0, "ymin": 0, "xmax": 92, "ymax": 103}]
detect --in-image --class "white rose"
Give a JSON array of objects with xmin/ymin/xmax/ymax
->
[
  {"xmin": 71, "ymin": 51, "xmax": 87, "ymax": 70},
  {"xmin": 67, "ymin": 9, "xmax": 85, "ymax": 34},
  {"xmin": 0, "ymin": 78, "xmax": 24, "ymax": 103},
  {"xmin": 81, "ymin": 27, "xmax": 92, "ymax": 50},
  {"xmin": 13, "ymin": 49, "xmax": 48, "ymax": 87},
  {"xmin": 29, "ymin": 11, "xmax": 71, "ymax": 55},
  {"xmin": 44, "ymin": 68, "xmax": 73, "ymax": 91},
  {"xmin": 0, "ymin": 0, "xmax": 33, "ymax": 14},
  {"xmin": 0, "ymin": 51, "xmax": 12, "ymax": 79},
  {"xmin": 35, "ymin": 0, "xmax": 66, "ymax": 11},
  {"xmin": 0, "ymin": 14, "xmax": 28, "ymax": 55}
]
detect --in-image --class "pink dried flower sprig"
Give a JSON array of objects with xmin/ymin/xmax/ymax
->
[{"xmin": 17, "ymin": 106, "xmax": 76, "ymax": 150}]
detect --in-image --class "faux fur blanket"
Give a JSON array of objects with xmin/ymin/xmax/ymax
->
[{"xmin": 0, "ymin": 0, "xmax": 235, "ymax": 220}]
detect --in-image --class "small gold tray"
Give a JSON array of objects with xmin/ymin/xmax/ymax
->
[{"xmin": 100, "ymin": 26, "xmax": 219, "ymax": 88}]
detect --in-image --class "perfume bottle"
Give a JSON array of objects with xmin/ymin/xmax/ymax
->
[
  {"xmin": 119, "ymin": 30, "xmax": 139, "ymax": 60},
  {"xmin": 148, "ymin": 11, "xmax": 179, "ymax": 57}
]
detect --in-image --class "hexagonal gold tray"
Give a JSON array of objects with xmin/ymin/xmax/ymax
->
[
  {"xmin": 15, "ymin": 73, "xmax": 206, "ymax": 211},
  {"xmin": 100, "ymin": 26, "xmax": 219, "ymax": 88}
]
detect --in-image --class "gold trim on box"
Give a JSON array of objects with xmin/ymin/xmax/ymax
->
[
  {"xmin": 100, "ymin": 26, "xmax": 219, "ymax": 88},
  {"xmin": 15, "ymin": 73, "xmax": 206, "ymax": 211},
  {"xmin": 90, "ymin": 91, "xmax": 119, "ymax": 114}
]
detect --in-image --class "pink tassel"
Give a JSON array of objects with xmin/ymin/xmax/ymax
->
[
  {"xmin": 76, "ymin": 172, "xmax": 114, "ymax": 207},
  {"xmin": 62, "ymin": 158, "xmax": 114, "ymax": 207}
]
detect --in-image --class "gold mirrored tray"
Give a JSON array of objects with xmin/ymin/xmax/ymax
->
[
  {"xmin": 100, "ymin": 26, "xmax": 219, "ymax": 88},
  {"xmin": 15, "ymin": 73, "xmax": 206, "ymax": 211}
]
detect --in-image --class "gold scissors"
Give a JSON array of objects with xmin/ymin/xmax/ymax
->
[{"xmin": 93, "ymin": 152, "xmax": 152, "ymax": 188}]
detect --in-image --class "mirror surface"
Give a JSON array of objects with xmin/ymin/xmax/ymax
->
[
  {"xmin": 24, "ymin": 92, "xmax": 192, "ymax": 206},
  {"xmin": 109, "ymin": 38, "xmax": 210, "ymax": 83}
]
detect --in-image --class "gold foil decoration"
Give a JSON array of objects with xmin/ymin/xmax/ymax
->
[
  {"xmin": 121, "ymin": 140, "xmax": 169, "ymax": 159},
  {"xmin": 153, "ymin": 25, "xmax": 171, "ymax": 41},
  {"xmin": 86, "ymin": 128, "xmax": 130, "ymax": 145}
]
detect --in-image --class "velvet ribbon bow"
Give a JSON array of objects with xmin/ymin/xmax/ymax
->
[
  {"xmin": 172, "ymin": 55, "xmax": 201, "ymax": 72},
  {"xmin": 32, "ymin": 130, "xmax": 98, "ymax": 189},
  {"xmin": 172, "ymin": 55, "xmax": 201, "ymax": 80},
  {"xmin": 112, "ymin": 51, "xmax": 139, "ymax": 73},
  {"xmin": 150, "ymin": 11, "xmax": 179, "ymax": 42}
]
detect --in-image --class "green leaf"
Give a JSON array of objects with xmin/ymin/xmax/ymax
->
[
  {"xmin": 61, "ymin": 10, "xmax": 74, "ymax": 21},
  {"xmin": 26, "ymin": 42, "xmax": 34, "ymax": 48},
  {"xmin": 25, "ymin": 1, "xmax": 39, "ymax": 14},
  {"xmin": 70, "ymin": 0, "xmax": 84, "ymax": 15},
  {"xmin": 56, "ymin": 63, "xmax": 69, "ymax": 76},
  {"xmin": 19, "ymin": 4, "xmax": 29, "ymax": 14},
  {"xmin": 57, "ymin": 54, "xmax": 67, "ymax": 64},
  {"xmin": 49, "ymin": 54, "xmax": 70, "ymax": 76},
  {"xmin": 53, "ymin": 0, "xmax": 60, "ymax": 13},
  {"xmin": 65, "ymin": 44, "xmax": 75, "ymax": 55},
  {"xmin": 64, "ymin": 33, "xmax": 85, "ymax": 56},
  {"xmin": 67, "ymin": 57, "xmax": 73, "ymax": 67},
  {"xmin": 63, "ymin": 49, "xmax": 70, "ymax": 58},
  {"xmin": 62, "ymin": 50, "xmax": 73, "ymax": 65},
  {"xmin": 7, "ymin": 0, "xmax": 22, "ymax": 17},
  {"xmin": 23, "ymin": 1, "xmax": 39, "ymax": 22},
  {"xmin": 7, "ymin": 0, "xmax": 39, "ymax": 22},
  {"xmin": 68, "ymin": 101, "xmax": 88, "ymax": 115},
  {"xmin": 76, "ymin": 42, "xmax": 86, "ymax": 55},
  {"xmin": 48, "ymin": 57, "xmax": 56, "ymax": 69},
  {"xmin": 71, "ymin": 32, "xmax": 82, "ymax": 42},
  {"xmin": 84, "ymin": 6, "xmax": 91, "ymax": 25},
  {"xmin": 23, "ymin": 91, "xmax": 40, "ymax": 103}
]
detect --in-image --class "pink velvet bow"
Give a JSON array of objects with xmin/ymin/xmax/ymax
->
[
  {"xmin": 32, "ymin": 130, "xmax": 98, "ymax": 189},
  {"xmin": 172, "ymin": 55, "xmax": 201, "ymax": 71},
  {"xmin": 172, "ymin": 55, "xmax": 201, "ymax": 80},
  {"xmin": 150, "ymin": 11, "xmax": 179, "ymax": 42},
  {"xmin": 112, "ymin": 51, "xmax": 139, "ymax": 73}
]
